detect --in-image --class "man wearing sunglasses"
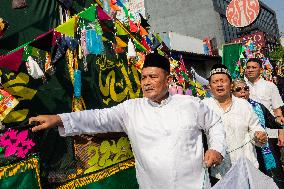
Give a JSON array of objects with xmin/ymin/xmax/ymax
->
[
  {"xmin": 245, "ymin": 58, "xmax": 284, "ymax": 167},
  {"xmin": 232, "ymin": 79, "xmax": 284, "ymax": 188},
  {"xmin": 202, "ymin": 64, "xmax": 267, "ymax": 184}
]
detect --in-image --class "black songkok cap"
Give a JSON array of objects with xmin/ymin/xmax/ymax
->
[
  {"xmin": 143, "ymin": 53, "xmax": 170, "ymax": 73},
  {"xmin": 208, "ymin": 64, "xmax": 232, "ymax": 81}
]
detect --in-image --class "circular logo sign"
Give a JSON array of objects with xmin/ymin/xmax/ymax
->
[{"xmin": 226, "ymin": 0, "xmax": 260, "ymax": 27}]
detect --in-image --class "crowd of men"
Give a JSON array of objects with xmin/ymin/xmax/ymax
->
[{"xmin": 29, "ymin": 53, "xmax": 284, "ymax": 189}]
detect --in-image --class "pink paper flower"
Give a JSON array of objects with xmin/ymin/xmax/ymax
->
[{"xmin": 0, "ymin": 129, "xmax": 35, "ymax": 158}]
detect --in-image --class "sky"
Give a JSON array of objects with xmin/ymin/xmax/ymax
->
[{"xmin": 261, "ymin": 0, "xmax": 284, "ymax": 35}]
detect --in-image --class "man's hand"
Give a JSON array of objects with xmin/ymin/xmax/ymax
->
[
  {"xmin": 278, "ymin": 129, "xmax": 284, "ymax": 147},
  {"xmin": 254, "ymin": 131, "xmax": 268, "ymax": 145},
  {"xmin": 204, "ymin": 149, "xmax": 223, "ymax": 168},
  {"xmin": 29, "ymin": 115, "xmax": 62, "ymax": 132},
  {"xmin": 275, "ymin": 116, "xmax": 284, "ymax": 125}
]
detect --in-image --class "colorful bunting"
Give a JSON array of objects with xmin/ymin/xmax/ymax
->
[
  {"xmin": 127, "ymin": 39, "xmax": 136, "ymax": 58},
  {"xmin": 0, "ymin": 48, "xmax": 24, "ymax": 71},
  {"xmin": 151, "ymin": 34, "xmax": 161, "ymax": 50},
  {"xmin": 117, "ymin": 0, "xmax": 129, "ymax": 17},
  {"xmin": 145, "ymin": 36, "xmax": 152, "ymax": 46},
  {"xmin": 141, "ymin": 37, "xmax": 151, "ymax": 51},
  {"xmin": 129, "ymin": 19, "xmax": 138, "ymax": 33},
  {"xmin": 133, "ymin": 39, "xmax": 147, "ymax": 52},
  {"xmin": 115, "ymin": 22, "xmax": 128, "ymax": 35},
  {"xmin": 97, "ymin": 5, "xmax": 112, "ymax": 20},
  {"xmin": 78, "ymin": 4, "xmax": 97, "ymax": 22},
  {"xmin": 110, "ymin": 0, "xmax": 121, "ymax": 11},
  {"xmin": 115, "ymin": 36, "xmax": 127, "ymax": 48},
  {"xmin": 139, "ymin": 13, "xmax": 150, "ymax": 28},
  {"xmin": 139, "ymin": 25, "xmax": 148, "ymax": 36},
  {"xmin": 30, "ymin": 30, "xmax": 54, "ymax": 51},
  {"xmin": 55, "ymin": 16, "xmax": 78, "ymax": 37}
]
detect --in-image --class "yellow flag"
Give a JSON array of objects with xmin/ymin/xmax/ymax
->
[
  {"xmin": 115, "ymin": 36, "xmax": 127, "ymax": 48},
  {"xmin": 115, "ymin": 22, "xmax": 128, "ymax": 35},
  {"xmin": 55, "ymin": 16, "xmax": 78, "ymax": 37}
]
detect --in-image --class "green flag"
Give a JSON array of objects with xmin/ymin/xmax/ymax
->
[{"xmin": 222, "ymin": 43, "xmax": 242, "ymax": 76}]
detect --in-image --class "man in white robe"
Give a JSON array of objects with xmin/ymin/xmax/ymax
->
[
  {"xmin": 202, "ymin": 64, "xmax": 267, "ymax": 183},
  {"xmin": 29, "ymin": 53, "xmax": 226, "ymax": 189}
]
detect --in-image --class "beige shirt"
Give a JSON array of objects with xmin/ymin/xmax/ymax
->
[{"xmin": 203, "ymin": 96, "xmax": 265, "ymax": 179}]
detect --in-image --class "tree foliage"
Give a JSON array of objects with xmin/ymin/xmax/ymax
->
[{"xmin": 270, "ymin": 45, "xmax": 284, "ymax": 62}]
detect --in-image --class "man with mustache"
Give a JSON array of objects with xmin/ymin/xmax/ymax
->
[
  {"xmin": 202, "ymin": 64, "xmax": 267, "ymax": 184},
  {"xmin": 29, "ymin": 53, "xmax": 226, "ymax": 188}
]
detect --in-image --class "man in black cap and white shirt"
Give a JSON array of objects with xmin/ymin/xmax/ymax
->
[
  {"xmin": 29, "ymin": 53, "xmax": 226, "ymax": 188},
  {"xmin": 202, "ymin": 64, "xmax": 267, "ymax": 183}
]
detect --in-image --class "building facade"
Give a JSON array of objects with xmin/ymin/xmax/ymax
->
[{"xmin": 144, "ymin": 0, "xmax": 280, "ymax": 52}]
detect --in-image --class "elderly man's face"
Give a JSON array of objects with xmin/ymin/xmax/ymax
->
[
  {"xmin": 141, "ymin": 67, "xmax": 170, "ymax": 103},
  {"xmin": 209, "ymin": 73, "xmax": 232, "ymax": 100},
  {"xmin": 232, "ymin": 82, "xmax": 250, "ymax": 100}
]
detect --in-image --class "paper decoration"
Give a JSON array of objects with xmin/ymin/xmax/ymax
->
[
  {"xmin": 97, "ymin": 6, "xmax": 112, "ymax": 20},
  {"xmin": 115, "ymin": 36, "xmax": 127, "ymax": 48},
  {"xmin": 0, "ymin": 129, "xmax": 35, "ymax": 158},
  {"xmin": 51, "ymin": 37, "xmax": 68, "ymax": 64},
  {"xmin": 0, "ymin": 89, "xmax": 18, "ymax": 121},
  {"xmin": 55, "ymin": 16, "xmax": 78, "ymax": 37},
  {"xmin": 139, "ymin": 13, "xmax": 150, "ymax": 28},
  {"xmin": 151, "ymin": 34, "xmax": 161, "ymax": 50},
  {"xmin": 115, "ymin": 22, "xmax": 128, "ymax": 35},
  {"xmin": 110, "ymin": 0, "xmax": 121, "ymax": 11},
  {"xmin": 25, "ymin": 56, "xmax": 44, "ymax": 79},
  {"xmin": 139, "ymin": 25, "xmax": 148, "ymax": 36},
  {"xmin": 141, "ymin": 37, "xmax": 151, "ymax": 51},
  {"xmin": 30, "ymin": 30, "xmax": 54, "ymax": 51},
  {"xmin": 78, "ymin": 4, "xmax": 97, "ymax": 22},
  {"xmin": 80, "ymin": 29, "xmax": 88, "ymax": 56},
  {"xmin": 129, "ymin": 19, "xmax": 138, "ymax": 33},
  {"xmin": 0, "ymin": 48, "xmax": 24, "ymax": 71},
  {"xmin": 127, "ymin": 39, "xmax": 136, "ymax": 58},
  {"xmin": 86, "ymin": 29, "xmax": 104, "ymax": 55},
  {"xmin": 74, "ymin": 70, "xmax": 82, "ymax": 98}
]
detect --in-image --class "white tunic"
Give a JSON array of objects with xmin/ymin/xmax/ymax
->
[
  {"xmin": 245, "ymin": 78, "xmax": 284, "ymax": 115},
  {"xmin": 58, "ymin": 94, "xmax": 226, "ymax": 189},
  {"xmin": 245, "ymin": 77, "xmax": 284, "ymax": 138},
  {"xmin": 202, "ymin": 96, "xmax": 265, "ymax": 179}
]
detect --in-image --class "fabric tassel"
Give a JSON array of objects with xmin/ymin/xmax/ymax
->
[
  {"xmin": 86, "ymin": 29, "xmax": 104, "ymax": 55},
  {"xmin": 26, "ymin": 56, "xmax": 44, "ymax": 79},
  {"xmin": 127, "ymin": 39, "xmax": 136, "ymax": 58},
  {"xmin": 74, "ymin": 69, "xmax": 81, "ymax": 98}
]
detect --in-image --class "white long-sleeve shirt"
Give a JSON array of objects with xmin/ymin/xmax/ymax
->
[
  {"xmin": 203, "ymin": 96, "xmax": 265, "ymax": 179},
  {"xmin": 246, "ymin": 77, "xmax": 284, "ymax": 138},
  {"xmin": 246, "ymin": 78, "xmax": 283, "ymax": 115},
  {"xmin": 58, "ymin": 94, "xmax": 226, "ymax": 189}
]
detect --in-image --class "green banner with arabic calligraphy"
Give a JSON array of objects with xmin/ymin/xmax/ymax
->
[{"xmin": 0, "ymin": 45, "xmax": 141, "ymax": 188}]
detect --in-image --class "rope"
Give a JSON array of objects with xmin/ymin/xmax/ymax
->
[{"xmin": 226, "ymin": 139, "xmax": 254, "ymax": 154}]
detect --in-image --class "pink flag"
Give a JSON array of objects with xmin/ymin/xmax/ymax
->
[
  {"xmin": 0, "ymin": 48, "xmax": 24, "ymax": 71},
  {"xmin": 97, "ymin": 6, "xmax": 111, "ymax": 20}
]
